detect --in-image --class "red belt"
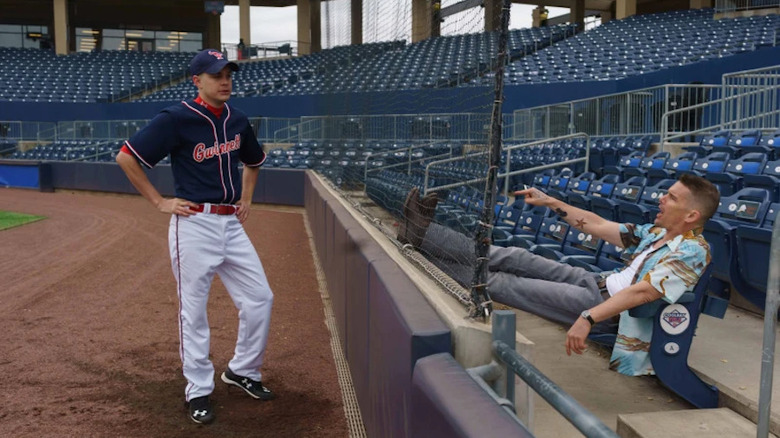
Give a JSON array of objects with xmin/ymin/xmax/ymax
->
[{"xmin": 191, "ymin": 203, "xmax": 237, "ymax": 215}]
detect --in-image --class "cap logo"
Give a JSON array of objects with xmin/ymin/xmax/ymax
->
[{"xmin": 208, "ymin": 50, "xmax": 224, "ymax": 60}]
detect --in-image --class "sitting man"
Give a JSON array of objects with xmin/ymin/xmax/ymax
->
[{"xmin": 397, "ymin": 173, "xmax": 719, "ymax": 376}]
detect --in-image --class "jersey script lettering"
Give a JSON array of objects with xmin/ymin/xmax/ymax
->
[{"xmin": 193, "ymin": 134, "xmax": 242, "ymax": 162}]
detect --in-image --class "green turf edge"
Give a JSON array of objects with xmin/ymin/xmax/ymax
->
[{"xmin": 0, "ymin": 211, "xmax": 47, "ymax": 231}]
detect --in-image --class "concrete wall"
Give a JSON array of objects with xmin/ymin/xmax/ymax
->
[
  {"xmin": 0, "ymin": 160, "xmax": 305, "ymax": 206},
  {"xmin": 304, "ymin": 173, "xmax": 534, "ymax": 437}
]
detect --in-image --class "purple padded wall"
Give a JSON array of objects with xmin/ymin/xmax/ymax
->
[{"xmin": 411, "ymin": 353, "xmax": 534, "ymax": 438}]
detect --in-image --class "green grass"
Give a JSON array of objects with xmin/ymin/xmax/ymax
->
[{"xmin": 0, "ymin": 211, "xmax": 46, "ymax": 231}]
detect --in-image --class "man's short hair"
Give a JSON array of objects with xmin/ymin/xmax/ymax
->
[{"xmin": 679, "ymin": 173, "xmax": 719, "ymax": 223}]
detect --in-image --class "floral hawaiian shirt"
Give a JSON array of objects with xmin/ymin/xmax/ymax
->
[{"xmin": 608, "ymin": 223, "xmax": 711, "ymax": 376}]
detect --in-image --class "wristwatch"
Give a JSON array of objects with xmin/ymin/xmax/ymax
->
[{"xmin": 581, "ymin": 309, "xmax": 595, "ymax": 326}]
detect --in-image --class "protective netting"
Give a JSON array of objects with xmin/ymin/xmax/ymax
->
[{"xmin": 311, "ymin": 0, "xmax": 512, "ymax": 316}]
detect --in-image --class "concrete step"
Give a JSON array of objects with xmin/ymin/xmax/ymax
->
[
  {"xmin": 617, "ymin": 408, "xmax": 777, "ymax": 438},
  {"xmin": 690, "ymin": 306, "xmax": 780, "ymax": 435}
]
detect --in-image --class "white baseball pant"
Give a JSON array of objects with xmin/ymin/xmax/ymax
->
[{"xmin": 169, "ymin": 212, "xmax": 274, "ymax": 402}]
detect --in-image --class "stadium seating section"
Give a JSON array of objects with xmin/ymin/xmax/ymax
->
[
  {"xmin": 0, "ymin": 48, "xmax": 193, "ymax": 103},
  {"xmin": 481, "ymin": 9, "xmax": 780, "ymax": 84},
  {"xmin": 0, "ymin": 9, "xmax": 776, "ymax": 104}
]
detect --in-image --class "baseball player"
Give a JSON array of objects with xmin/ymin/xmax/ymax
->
[{"xmin": 116, "ymin": 49, "xmax": 275, "ymax": 425}]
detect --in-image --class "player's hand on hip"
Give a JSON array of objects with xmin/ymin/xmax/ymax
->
[
  {"xmin": 236, "ymin": 200, "xmax": 250, "ymax": 224},
  {"xmin": 158, "ymin": 198, "xmax": 198, "ymax": 216}
]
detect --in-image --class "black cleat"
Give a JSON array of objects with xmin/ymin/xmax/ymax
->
[
  {"xmin": 187, "ymin": 395, "xmax": 215, "ymax": 424},
  {"xmin": 221, "ymin": 368, "xmax": 276, "ymax": 401}
]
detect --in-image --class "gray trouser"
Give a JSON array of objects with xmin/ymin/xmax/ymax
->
[{"xmin": 420, "ymin": 223, "xmax": 617, "ymax": 333}]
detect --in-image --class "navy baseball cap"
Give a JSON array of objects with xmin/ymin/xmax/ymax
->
[{"xmin": 189, "ymin": 49, "xmax": 239, "ymax": 75}]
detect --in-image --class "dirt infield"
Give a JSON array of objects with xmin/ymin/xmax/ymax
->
[{"xmin": 0, "ymin": 188, "xmax": 348, "ymax": 437}]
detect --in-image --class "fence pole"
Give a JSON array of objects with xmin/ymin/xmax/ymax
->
[
  {"xmin": 469, "ymin": 0, "xmax": 512, "ymax": 319},
  {"xmin": 757, "ymin": 217, "xmax": 780, "ymax": 438},
  {"xmin": 493, "ymin": 310, "xmax": 516, "ymax": 406}
]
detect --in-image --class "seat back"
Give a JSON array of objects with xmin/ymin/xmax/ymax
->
[
  {"xmin": 596, "ymin": 241, "xmax": 627, "ymax": 272},
  {"xmin": 642, "ymin": 151, "xmax": 671, "ymax": 170},
  {"xmin": 495, "ymin": 200, "xmax": 525, "ymax": 231},
  {"xmin": 723, "ymin": 152, "xmax": 767, "ymax": 176},
  {"xmin": 692, "ymin": 152, "xmax": 730, "ymax": 174},
  {"xmin": 613, "ymin": 176, "xmax": 647, "ymax": 203},
  {"xmin": 533, "ymin": 214, "xmax": 570, "ymax": 248},
  {"xmin": 728, "ymin": 129, "xmax": 761, "ymax": 147},
  {"xmin": 704, "ymin": 188, "xmax": 771, "ymax": 281},
  {"xmin": 531, "ymin": 168, "xmax": 556, "ymax": 189},
  {"xmin": 561, "ymin": 228, "xmax": 602, "ymax": 258},
  {"xmin": 700, "ymin": 130, "xmax": 731, "ymax": 147},
  {"xmin": 567, "ymin": 171, "xmax": 597, "ymax": 195},
  {"xmin": 666, "ymin": 152, "xmax": 698, "ymax": 174},
  {"xmin": 644, "ymin": 264, "xmax": 719, "ymax": 409},
  {"xmin": 549, "ymin": 170, "xmax": 573, "ymax": 192},
  {"xmin": 758, "ymin": 129, "xmax": 780, "ymax": 147},
  {"xmin": 587, "ymin": 173, "xmax": 621, "ymax": 198},
  {"xmin": 619, "ymin": 151, "xmax": 645, "ymax": 169},
  {"xmin": 763, "ymin": 202, "xmax": 780, "ymax": 230},
  {"xmin": 711, "ymin": 187, "xmax": 771, "ymax": 228},
  {"xmin": 761, "ymin": 159, "xmax": 780, "ymax": 178},
  {"xmin": 513, "ymin": 205, "xmax": 549, "ymax": 239}
]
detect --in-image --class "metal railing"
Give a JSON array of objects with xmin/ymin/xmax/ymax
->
[
  {"xmin": 55, "ymin": 119, "xmax": 150, "ymax": 141},
  {"xmin": 422, "ymin": 133, "xmax": 589, "ymax": 197},
  {"xmin": 757, "ymin": 217, "xmax": 780, "ymax": 438},
  {"xmin": 468, "ymin": 310, "xmax": 620, "ymax": 438},
  {"xmin": 247, "ymin": 117, "xmax": 301, "ymax": 143},
  {"xmin": 221, "ymin": 40, "xmax": 297, "ymax": 61},
  {"xmin": 299, "ymin": 113, "xmax": 514, "ymax": 143},
  {"xmin": 45, "ymin": 117, "xmax": 298, "ymax": 144},
  {"xmin": 715, "ymin": 0, "xmax": 780, "ymax": 12},
  {"xmin": 722, "ymin": 65, "xmax": 780, "ymax": 130},
  {"xmin": 658, "ymin": 65, "xmax": 780, "ymax": 148},
  {"xmin": 0, "ymin": 121, "xmax": 57, "ymax": 143},
  {"xmin": 512, "ymin": 84, "xmax": 721, "ymax": 141},
  {"xmin": 363, "ymin": 142, "xmax": 458, "ymax": 183}
]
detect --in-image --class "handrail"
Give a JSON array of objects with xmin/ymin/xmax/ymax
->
[
  {"xmin": 422, "ymin": 132, "xmax": 589, "ymax": 196},
  {"xmin": 475, "ymin": 311, "xmax": 620, "ymax": 438},
  {"xmin": 363, "ymin": 142, "xmax": 456, "ymax": 183},
  {"xmin": 658, "ymin": 78, "xmax": 780, "ymax": 148},
  {"xmin": 757, "ymin": 216, "xmax": 780, "ymax": 438},
  {"xmin": 516, "ymin": 83, "xmax": 717, "ymax": 114},
  {"xmin": 494, "ymin": 340, "xmax": 620, "ymax": 438}
]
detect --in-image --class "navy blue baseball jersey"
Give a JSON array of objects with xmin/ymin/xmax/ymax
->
[{"xmin": 124, "ymin": 99, "xmax": 265, "ymax": 204}]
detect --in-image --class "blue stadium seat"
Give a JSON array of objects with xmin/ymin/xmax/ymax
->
[
  {"xmin": 757, "ymin": 128, "xmax": 780, "ymax": 159},
  {"xmin": 734, "ymin": 202, "xmax": 779, "ymax": 294},
  {"xmin": 524, "ymin": 214, "xmax": 571, "ymax": 260},
  {"xmin": 689, "ymin": 151, "xmax": 731, "ymax": 176},
  {"xmin": 743, "ymin": 158, "xmax": 780, "ymax": 202},
  {"xmin": 590, "ymin": 176, "xmax": 647, "ymax": 221},
  {"xmin": 703, "ymin": 187, "xmax": 772, "ymax": 309},
  {"xmin": 618, "ymin": 178, "xmax": 675, "ymax": 224},
  {"xmin": 567, "ymin": 173, "xmax": 620, "ymax": 212},
  {"xmin": 503, "ymin": 206, "xmax": 549, "ymax": 248},
  {"xmin": 705, "ymin": 152, "xmax": 767, "ymax": 197},
  {"xmin": 647, "ymin": 151, "xmax": 697, "ymax": 185}
]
